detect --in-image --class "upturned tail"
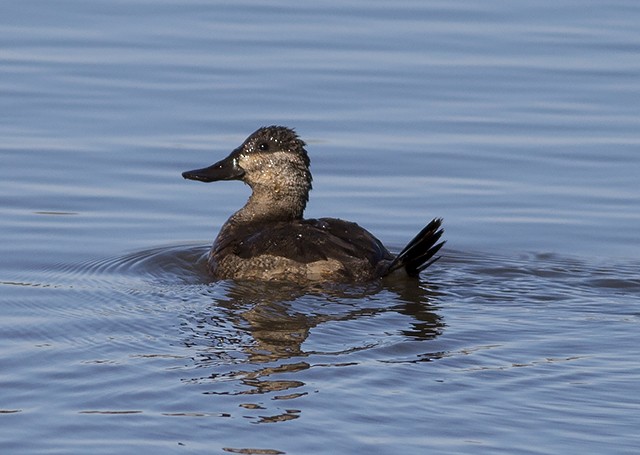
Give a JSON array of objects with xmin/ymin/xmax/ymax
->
[{"xmin": 385, "ymin": 218, "xmax": 445, "ymax": 277}]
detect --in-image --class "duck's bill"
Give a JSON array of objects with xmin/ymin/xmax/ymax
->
[{"xmin": 182, "ymin": 155, "xmax": 244, "ymax": 182}]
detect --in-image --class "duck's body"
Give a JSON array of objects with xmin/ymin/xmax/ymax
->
[
  {"xmin": 210, "ymin": 217, "xmax": 392, "ymax": 282},
  {"xmin": 183, "ymin": 126, "xmax": 444, "ymax": 283}
]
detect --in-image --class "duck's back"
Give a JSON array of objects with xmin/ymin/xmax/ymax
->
[{"xmin": 209, "ymin": 218, "xmax": 394, "ymax": 283}]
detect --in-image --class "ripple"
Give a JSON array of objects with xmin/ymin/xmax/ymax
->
[{"xmin": 45, "ymin": 243, "xmax": 212, "ymax": 290}]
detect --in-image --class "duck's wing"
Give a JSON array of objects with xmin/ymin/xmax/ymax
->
[
  {"xmin": 220, "ymin": 218, "xmax": 392, "ymax": 267},
  {"xmin": 307, "ymin": 218, "xmax": 393, "ymax": 267}
]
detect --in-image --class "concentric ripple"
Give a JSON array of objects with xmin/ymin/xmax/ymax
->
[{"xmin": 38, "ymin": 243, "xmax": 212, "ymax": 291}]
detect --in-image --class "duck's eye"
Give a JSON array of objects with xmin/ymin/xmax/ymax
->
[{"xmin": 258, "ymin": 142, "xmax": 270, "ymax": 152}]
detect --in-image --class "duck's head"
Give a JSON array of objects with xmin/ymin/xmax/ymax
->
[{"xmin": 183, "ymin": 126, "xmax": 313, "ymax": 221}]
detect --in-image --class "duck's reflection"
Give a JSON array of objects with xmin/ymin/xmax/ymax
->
[{"xmin": 182, "ymin": 278, "xmax": 443, "ymax": 423}]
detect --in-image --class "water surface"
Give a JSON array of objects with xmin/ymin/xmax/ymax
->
[{"xmin": 2, "ymin": 1, "xmax": 639, "ymax": 454}]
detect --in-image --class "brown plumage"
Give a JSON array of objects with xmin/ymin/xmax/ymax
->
[{"xmin": 182, "ymin": 126, "xmax": 444, "ymax": 283}]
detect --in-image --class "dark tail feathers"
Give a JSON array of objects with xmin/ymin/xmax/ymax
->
[{"xmin": 385, "ymin": 218, "xmax": 445, "ymax": 277}]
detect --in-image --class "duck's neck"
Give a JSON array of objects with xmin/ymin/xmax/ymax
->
[{"xmin": 228, "ymin": 180, "xmax": 311, "ymax": 225}]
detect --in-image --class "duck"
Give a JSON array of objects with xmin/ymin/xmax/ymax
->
[{"xmin": 182, "ymin": 126, "xmax": 444, "ymax": 283}]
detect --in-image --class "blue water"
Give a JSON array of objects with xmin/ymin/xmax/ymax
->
[{"xmin": 2, "ymin": 1, "xmax": 640, "ymax": 454}]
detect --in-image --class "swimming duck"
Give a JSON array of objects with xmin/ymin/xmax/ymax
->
[{"xmin": 182, "ymin": 126, "xmax": 444, "ymax": 283}]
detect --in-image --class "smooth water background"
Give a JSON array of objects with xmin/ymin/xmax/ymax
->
[{"xmin": 2, "ymin": 1, "xmax": 639, "ymax": 454}]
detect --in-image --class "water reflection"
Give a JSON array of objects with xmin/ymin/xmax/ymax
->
[
  {"xmin": 44, "ymin": 242, "xmax": 444, "ymax": 424},
  {"xmin": 181, "ymin": 277, "xmax": 443, "ymax": 422}
]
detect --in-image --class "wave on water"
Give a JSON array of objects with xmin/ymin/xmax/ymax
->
[{"xmin": 2, "ymin": 243, "xmax": 213, "ymax": 291}]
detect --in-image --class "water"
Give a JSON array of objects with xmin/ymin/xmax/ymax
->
[{"xmin": 2, "ymin": 1, "xmax": 640, "ymax": 453}]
